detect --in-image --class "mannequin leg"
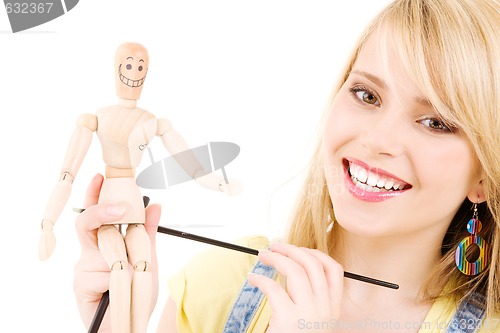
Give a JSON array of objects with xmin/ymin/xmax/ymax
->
[
  {"xmin": 125, "ymin": 224, "xmax": 152, "ymax": 333},
  {"xmin": 98, "ymin": 225, "xmax": 131, "ymax": 333}
]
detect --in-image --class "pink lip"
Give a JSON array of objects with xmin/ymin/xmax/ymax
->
[{"xmin": 343, "ymin": 158, "xmax": 411, "ymax": 202}]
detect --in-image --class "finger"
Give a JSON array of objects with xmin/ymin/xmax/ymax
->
[
  {"xmin": 75, "ymin": 204, "xmax": 125, "ymax": 252},
  {"xmin": 257, "ymin": 249, "xmax": 313, "ymax": 304},
  {"xmin": 73, "ymin": 268, "xmax": 112, "ymax": 330},
  {"xmin": 144, "ymin": 204, "xmax": 161, "ymax": 246},
  {"xmin": 247, "ymin": 273, "xmax": 292, "ymax": 312},
  {"xmin": 144, "ymin": 203, "xmax": 161, "ymax": 307},
  {"xmin": 303, "ymin": 248, "xmax": 344, "ymax": 316},
  {"xmin": 269, "ymin": 243, "xmax": 330, "ymax": 302},
  {"xmin": 75, "ymin": 249, "xmax": 111, "ymax": 273},
  {"xmin": 73, "ymin": 270, "xmax": 110, "ymax": 300},
  {"xmin": 83, "ymin": 174, "xmax": 104, "ymax": 209},
  {"xmin": 144, "ymin": 204, "xmax": 161, "ymax": 270}
]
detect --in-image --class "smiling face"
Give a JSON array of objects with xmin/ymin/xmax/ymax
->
[
  {"xmin": 323, "ymin": 32, "xmax": 484, "ymax": 238},
  {"xmin": 115, "ymin": 42, "xmax": 149, "ymax": 100}
]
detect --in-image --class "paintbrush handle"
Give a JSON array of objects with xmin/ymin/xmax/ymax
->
[
  {"xmin": 87, "ymin": 225, "xmax": 399, "ymax": 333},
  {"xmin": 157, "ymin": 226, "xmax": 399, "ymax": 290},
  {"xmin": 157, "ymin": 226, "xmax": 258, "ymax": 255},
  {"xmin": 88, "ymin": 291, "xmax": 109, "ymax": 333}
]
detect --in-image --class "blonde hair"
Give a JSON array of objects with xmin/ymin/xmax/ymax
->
[{"xmin": 286, "ymin": 0, "xmax": 499, "ymax": 317}]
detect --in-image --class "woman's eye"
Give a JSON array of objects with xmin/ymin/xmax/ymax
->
[
  {"xmin": 419, "ymin": 118, "xmax": 452, "ymax": 132},
  {"xmin": 349, "ymin": 86, "xmax": 380, "ymax": 106}
]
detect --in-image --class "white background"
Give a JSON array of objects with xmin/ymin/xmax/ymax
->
[{"xmin": 0, "ymin": 1, "xmax": 392, "ymax": 331}]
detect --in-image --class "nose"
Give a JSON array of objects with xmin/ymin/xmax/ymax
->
[{"xmin": 358, "ymin": 111, "xmax": 405, "ymax": 158}]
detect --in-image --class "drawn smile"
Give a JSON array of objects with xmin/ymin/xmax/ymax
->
[{"xmin": 118, "ymin": 64, "xmax": 146, "ymax": 88}]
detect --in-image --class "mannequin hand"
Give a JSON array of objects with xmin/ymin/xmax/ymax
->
[
  {"xmin": 73, "ymin": 174, "xmax": 161, "ymax": 331},
  {"xmin": 219, "ymin": 178, "xmax": 243, "ymax": 196},
  {"xmin": 247, "ymin": 243, "xmax": 343, "ymax": 333},
  {"xmin": 194, "ymin": 170, "xmax": 243, "ymax": 195},
  {"xmin": 38, "ymin": 179, "xmax": 72, "ymax": 260},
  {"xmin": 38, "ymin": 219, "xmax": 56, "ymax": 260}
]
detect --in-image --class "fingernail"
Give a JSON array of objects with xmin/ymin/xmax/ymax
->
[
  {"xmin": 106, "ymin": 205, "xmax": 125, "ymax": 216},
  {"xmin": 247, "ymin": 273, "xmax": 258, "ymax": 286},
  {"xmin": 269, "ymin": 243, "xmax": 282, "ymax": 250},
  {"xmin": 258, "ymin": 249, "xmax": 271, "ymax": 254}
]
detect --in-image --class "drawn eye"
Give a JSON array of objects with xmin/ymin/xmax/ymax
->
[
  {"xmin": 138, "ymin": 66, "xmax": 143, "ymax": 71},
  {"xmin": 126, "ymin": 64, "xmax": 132, "ymax": 70}
]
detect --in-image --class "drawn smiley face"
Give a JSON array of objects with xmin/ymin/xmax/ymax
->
[
  {"xmin": 118, "ymin": 56, "xmax": 147, "ymax": 88},
  {"xmin": 115, "ymin": 42, "xmax": 149, "ymax": 100}
]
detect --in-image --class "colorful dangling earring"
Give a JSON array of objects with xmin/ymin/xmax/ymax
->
[{"xmin": 455, "ymin": 202, "xmax": 489, "ymax": 276}]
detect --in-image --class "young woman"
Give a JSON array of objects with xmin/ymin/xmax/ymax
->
[{"xmin": 74, "ymin": 0, "xmax": 499, "ymax": 332}]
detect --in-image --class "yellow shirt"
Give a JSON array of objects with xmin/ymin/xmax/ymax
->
[{"xmin": 168, "ymin": 236, "xmax": 500, "ymax": 333}]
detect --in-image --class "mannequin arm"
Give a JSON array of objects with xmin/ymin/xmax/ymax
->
[
  {"xmin": 156, "ymin": 118, "xmax": 242, "ymax": 195},
  {"xmin": 39, "ymin": 113, "xmax": 97, "ymax": 260},
  {"xmin": 156, "ymin": 118, "xmax": 191, "ymax": 156},
  {"xmin": 156, "ymin": 118, "xmax": 225, "ymax": 192}
]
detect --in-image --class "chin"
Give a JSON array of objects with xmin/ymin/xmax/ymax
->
[{"xmin": 331, "ymin": 202, "xmax": 400, "ymax": 239}]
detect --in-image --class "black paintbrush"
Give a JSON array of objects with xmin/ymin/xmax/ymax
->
[
  {"xmin": 78, "ymin": 209, "xmax": 399, "ymax": 332},
  {"xmin": 157, "ymin": 226, "xmax": 399, "ymax": 290}
]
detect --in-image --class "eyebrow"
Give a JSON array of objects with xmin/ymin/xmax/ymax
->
[
  {"xmin": 139, "ymin": 59, "xmax": 144, "ymax": 62},
  {"xmin": 127, "ymin": 56, "xmax": 133, "ymax": 60},
  {"xmin": 350, "ymin": 70, "xmax": 387, "ymax": 89},
  {"xmin": 350, "ymin": 69, "xmax": 431, "ymax": 107}
]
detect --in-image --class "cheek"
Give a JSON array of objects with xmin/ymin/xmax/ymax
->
[
  {"xmin": 322, "ymin": 100, "xmax": 359, "ymax": 196},
  {"xmin": 323, "ymin": 96, "xmax": 359, "ymax": 153},
  {"xmin": 413, "ymin": 138, "xmax": 479, "ymax": 201}
]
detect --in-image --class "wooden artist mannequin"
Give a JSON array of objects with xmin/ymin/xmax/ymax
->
[{"xmin": 38, "ymin": 42, "xmax": 240, "ymax": 333}]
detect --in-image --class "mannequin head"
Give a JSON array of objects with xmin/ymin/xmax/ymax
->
[{"xmin": 115, "ymin": 42, "xmax": 149, "ymax": 100}]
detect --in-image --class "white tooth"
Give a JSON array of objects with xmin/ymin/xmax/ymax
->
[
  {"xmin": 377, "ymin": 177, "xmax": 386, "ymax": 188},
  {"xmin": 357, "ymin": 181, "xmax": 381, "ymax": 192},
  {"xmin": 355, "ymin": 181, "xmax": 367, "ymax": 191},
  {"xmin": 393, "ymin": 182, "xmax": 402, "ymax": 190},
  {"xmin": 352, "ymin": 167, "xmax": 359, "ymax": 179},
  {"xmin": 357, "ymin": 168, "xmax": 368, "ymax": 183},
  {"xmin": 384, "ymin": 179, "xmax": 394, "ymax": 190},
  {"xmin": 349, "ymin": 162, "xmax": 356, "ymax": 177},
  {"xmin": 354, "ymin": 166, "xmax": 361, "ymax": 179},
  {"xmin": 367, "ymin": 173, "xmax": 378, "ymax": 187}
]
